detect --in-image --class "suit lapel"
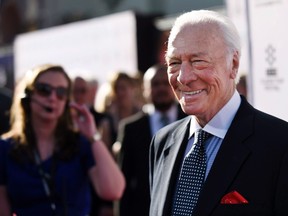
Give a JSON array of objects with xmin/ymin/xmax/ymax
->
[
  {"xmin": 194, "ymin": 98, "xmax": 255, "ymax": 216},
  {"xmin": 160, "ymin": 117, "xmax": 190, "ymax": 215}
]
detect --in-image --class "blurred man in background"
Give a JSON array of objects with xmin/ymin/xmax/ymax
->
[{"xmin": 114, "ymin": 64, "xmax": 186, "ymax": 216}]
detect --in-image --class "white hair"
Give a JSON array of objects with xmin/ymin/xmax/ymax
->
[
  {"xmin": 167, "ymin": 10, "xmax": 242, "ymax": 82},
  {"xmin": 169, "ymin": 10, "xmax": 241, "ymax": 56}
]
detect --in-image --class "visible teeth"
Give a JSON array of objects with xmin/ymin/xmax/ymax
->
[{"xmin": 184, "ymin": 90, "xmax": 202, "ymax": 95}]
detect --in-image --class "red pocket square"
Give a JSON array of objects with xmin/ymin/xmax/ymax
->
[{"xmin": 221, "ymin": 190, "xmax": 248, "ymax": 204}]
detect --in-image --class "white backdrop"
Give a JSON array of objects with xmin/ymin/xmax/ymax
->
[
  {"xmin": 14, "ymin": 11, "xmax": 138, "ymax": 84},
  {"xmin": 227, "ymin": 0, "xmax": 288, "ymax": 121},
  {"xmin": 249, "ymin": 0, "xmax": 288, "ymax": 121},
  {"xmin": 225, "ymin": 0, "xmax": 250, "ymax": 85}
]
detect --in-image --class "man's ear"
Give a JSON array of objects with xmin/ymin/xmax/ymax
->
[{"xmin": 230, "ymin": 51, "xmax": 240, "ymax": 79}]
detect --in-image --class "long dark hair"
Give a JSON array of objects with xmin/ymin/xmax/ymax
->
[{"xmin": 3, "ymin": 64, "xmax": 79, "ymax": 162}]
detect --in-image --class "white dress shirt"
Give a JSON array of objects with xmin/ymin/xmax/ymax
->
[{"xmin": 185, "ymin": 91, "xmax": 241, "ymax": 179}]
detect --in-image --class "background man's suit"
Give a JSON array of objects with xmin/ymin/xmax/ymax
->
[
  {"xmin": 150, "ymin": 97, "xmax": 288, "ymax": 216},
  {"xmin": 116, "ymin": 104, "xmax": 186, "ymax": 216}
]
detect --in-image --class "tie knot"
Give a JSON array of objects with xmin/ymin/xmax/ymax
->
[{"xmin": 195, "ymin": 129, "xmax": 211, "ymax": 146}]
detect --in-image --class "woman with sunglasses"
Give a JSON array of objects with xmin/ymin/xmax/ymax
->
[{"xmin": 0, "ymin": 64, "xmax": 125, "ymax": 216}]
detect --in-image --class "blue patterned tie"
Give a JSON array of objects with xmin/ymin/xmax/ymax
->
[{"xmin": 172, "ymin": 129, "xmax": 211, "ymax": 216}]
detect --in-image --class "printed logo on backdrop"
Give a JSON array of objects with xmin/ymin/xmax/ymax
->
[
  {"xmin": 255, "ymin": 0, "xmax": 282, "ymax": 7},
  {"xmin": 261, "ymin": 44, "xmax": 284, "ymax": 91}
]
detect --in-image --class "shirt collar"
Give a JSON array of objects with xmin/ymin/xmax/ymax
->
[{"xmin": 189, "ymin": 91, "xmax": 241, "ymax": 139}]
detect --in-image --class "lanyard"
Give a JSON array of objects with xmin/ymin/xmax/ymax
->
[{"xmin": 33, "ymin": 149, "xmax": 57, "ymax": 214}]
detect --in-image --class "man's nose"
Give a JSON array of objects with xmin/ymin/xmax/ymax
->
[{"xmin": 177, "ymin": 63, "xmax": 197, "ymax": 85}]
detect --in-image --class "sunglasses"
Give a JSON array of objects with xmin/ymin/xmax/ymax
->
[{"xmin": 34, "ymin": 82, "xmax": 68, "ymax": 100}]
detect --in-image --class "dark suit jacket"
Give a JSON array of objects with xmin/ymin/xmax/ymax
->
[
  {"xmin": 150, "ymin": 97, "xmax": 288, "ymax": 216},
  {"xmin": 116, "ymin": 104, "xmax": 186, "ymax": 216}
]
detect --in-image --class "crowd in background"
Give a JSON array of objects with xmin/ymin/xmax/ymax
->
[
  {"xmin": 4, "ymin": 5, "xmax": 288, "ymax": 216},
  {"xmin": 0, "ymin": 61, "xmax": 248, "ymax": 216}
]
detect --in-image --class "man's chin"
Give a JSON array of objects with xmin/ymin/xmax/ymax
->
[{"xmin": 180, "ymin": 105, "xmax": 200, "ymax": 116}]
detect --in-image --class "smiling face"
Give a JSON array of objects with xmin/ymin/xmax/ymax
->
[{"xmin": 166, "ymin": 23, "xmax": 239, "ymax": 126}]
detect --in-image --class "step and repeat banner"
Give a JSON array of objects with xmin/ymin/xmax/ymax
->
[{"xmin": 226, "ymin": 0, "xmax": 288, "ymax": 121}]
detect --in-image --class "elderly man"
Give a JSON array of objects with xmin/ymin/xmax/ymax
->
[{"xmin": 149, "ymin": 10, "xmax": 288, "ymax": 216}]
